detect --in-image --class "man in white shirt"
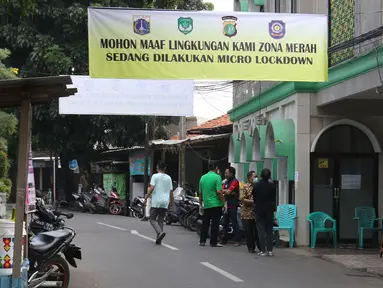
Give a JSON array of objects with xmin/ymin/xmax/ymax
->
[{"xmin": 143, "ymin": 161, "xmax": 174, "ymax": 244}]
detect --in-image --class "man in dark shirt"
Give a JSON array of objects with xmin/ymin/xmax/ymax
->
[
  {"xmin": 253, "ymin": 168, "xmax": 276, "ymax": 256},
  {"xmin": 220, "ymin": 166, "xmax": 241, "ymax": 246}
]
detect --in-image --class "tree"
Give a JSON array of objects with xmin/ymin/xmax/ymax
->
[
  {"xmin": 0, "ymin": 0, "xmax": 213, "ymax": 196},
  {"xmin": 0, "ymin": 49, "xmax": 19, "ymax": 199}
]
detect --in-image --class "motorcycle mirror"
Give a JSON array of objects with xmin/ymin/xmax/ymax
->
[{"xmin": 67, "ymin": 213, "xmax": 74, "ymax": 219}]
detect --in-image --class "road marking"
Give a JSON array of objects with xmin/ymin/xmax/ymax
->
[
  {"xmin": 131, "ymin": 230, "xmax": 179, "ymax": 251},
  {"xmin": 200, "ymin": 262, "xmax": 244, "ymax": 283},
  {"xmin": 96, "ymin": 222, "xmax": 127, "ymax": 231}
]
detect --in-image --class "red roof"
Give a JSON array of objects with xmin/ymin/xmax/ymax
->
[
  {"xmin": 188, "ymin": 114, "xmax": 231, "ymax": 131},
  {"xmin": 169, "ymin": 114, "xmax": 231, "ymax": 140}
]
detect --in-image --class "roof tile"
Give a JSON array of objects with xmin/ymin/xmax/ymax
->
[{"xmin": 188, "ymin": 114, "xmax": 231, "ymax": 131}]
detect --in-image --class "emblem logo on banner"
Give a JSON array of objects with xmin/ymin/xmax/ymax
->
[
  {"xmin": 222, "ymin": 16, "xmax": 238, "ymax": 38},
  {"xmin": 178, "ymin": 17, "xmax": 193, "ymax": 35},
  {"xmin": 269, "ymin": 20, "xmax": 285, "ymax": 39},
  {"xmin": 133, "ymin": 16, "xmax": 150, "ymax": 35}
]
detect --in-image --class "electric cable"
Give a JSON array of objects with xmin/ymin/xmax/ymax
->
[{"xmin": 186, "ymin": 143, "xmax": 228, "ymax": 161}]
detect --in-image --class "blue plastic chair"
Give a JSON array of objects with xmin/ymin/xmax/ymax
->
[
  {"xmin": 354, "ymin": 206, "xmax": 383, "ymax": 248},
  {"xmin": 273, "ymin": 204, "xmax": 297, "ymax": 248},
  {"xmin": 307, "ymin": 212, "xmax": 337, "ymax": 249}
]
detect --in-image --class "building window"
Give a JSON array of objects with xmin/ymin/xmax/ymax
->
[
  {"xmin": 291, "ymin": 0, "xmax": 297, "ymax": 13},
  {"xmin": 275, "ymin": 0, "xmax": 280, "ymax": 12}
]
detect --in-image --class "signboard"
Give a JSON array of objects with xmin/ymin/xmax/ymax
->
[
  {"xmin": 59, "ymin": 76, "xmax": 194, "ymax": 116},
  {"xmin": 129, "ymin": 151, "xmax": 151, "ymax": 176},
  {"xmin": 88, "ymin": 8, "xmax": 328, "ymax": 82},
  {"xmin": 69, "ymin": 160, "xmax": 78, "ymax": 170},
  {"xmin": 318, "ymin": 158, "xmax": 328, "ymax": 169},
  {"xmin": 26, "ymin": 147, "xmax": 36, "ymax": 213}
]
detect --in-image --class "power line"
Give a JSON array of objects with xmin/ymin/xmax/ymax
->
[{"xmin": 186, "ymin": 143, "xmax": 228, "ymax": 162}]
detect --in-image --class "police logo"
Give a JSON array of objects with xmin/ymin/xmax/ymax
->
[
  {"xmin": 133, "ymin": 16, "xmax": 150, "ymax": 35},
  {"xmin": 178, "ymin": 17, "xmax": 193, "ymax": 35},
  {"xmin": 269, "ymin": 20, "xmax": 285, "ymax": 39},
  {"xmin": 222, "ymin": 16, "xmax": 238, "ymax": 38}
]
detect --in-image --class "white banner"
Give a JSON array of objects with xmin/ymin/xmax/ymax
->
[
  {"xmin": 26, "ymin": 145, "xmax": 36, "ymax": 213},
  {"xmin": 59, "ymin": 76, "xmax": 194, "ymax": 116}
]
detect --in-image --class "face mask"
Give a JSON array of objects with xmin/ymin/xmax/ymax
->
[{"xmin": 253, "ymin": 177, "xmax": 258, "ymax": 184}]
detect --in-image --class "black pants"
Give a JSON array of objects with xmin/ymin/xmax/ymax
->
[
  {"xmin": 256, "ymin": 210, "xmax": 274, "ymax": 252},
  {"xmin": 222, "ymin": 207, "xmax": 241, "ymax": 243},
  {"xmin": 243, "ymin": 219, "xmax": 260, "ymax": 251},
  {"xmin": 200, "ymin": 206, "xmax": 222, "ymax": 245}
]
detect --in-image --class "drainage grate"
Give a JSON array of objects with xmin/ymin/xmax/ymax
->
[{"xmin": 344, "ymin": 274, "xmax": 375, "ymax": 278}]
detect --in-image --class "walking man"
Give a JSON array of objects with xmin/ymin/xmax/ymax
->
[
  {"xmin": 143, "ymin": 161, "xmax": 174, "ymax": 245},
  {"xmin": 253, "ymin": 168, "xmax": 276, "ymax": 256},
  {"xmin": 199, "ymin": 162, "xmax": 225, "ymax": 247},
  {"xmin": 220, "ymin": 167, "xmax": 241, "ymax": 246}
]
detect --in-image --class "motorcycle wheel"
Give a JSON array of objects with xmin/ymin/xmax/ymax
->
[
  {"xmin": 90, "ymin": 207, "xmax": 97, "ymax": 214},
  {"xmin": 189, "ymin": 216, "xmax": 198, "ymax": 232},
  {"xmin": 185, "ymin": 215, "xmax": 191, "ymax": 229},
  {"xmin": 109, "ymin": 203, "xmax": 122, "ymax": 215},
  {"xmin": 39, "ymin": 255, "xmax": 70, "ymax": 288},
  {"xmin": 68, "ymin": 202, "xmax": 76, "ymax": 211},
  {"xmin": 165, "ymin": 213, "xmax": 172, "ymax": 225}
]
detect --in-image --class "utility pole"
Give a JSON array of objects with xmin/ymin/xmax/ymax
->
[
  {"xmin": 143, "ymin": 118, "xmax": 149, "ymax": 196},
  {"xmin": 178, "ymin": 116, "xmax": 186, "ymax": 187}
]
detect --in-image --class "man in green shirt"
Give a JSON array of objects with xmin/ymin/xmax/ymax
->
[{"xmin": 199, "ymin": 162, "xmax": 225, "ymax": 247}]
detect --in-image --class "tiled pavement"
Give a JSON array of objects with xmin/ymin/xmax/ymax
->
[{"xmin": 296, "ymin": 246, "xmax": 383, "ymax": 277}]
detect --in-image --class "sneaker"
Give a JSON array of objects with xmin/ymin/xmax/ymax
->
[
  {"xmin": 255, "ymin": 248, "xmax": 261, "ymax": 253},
  {"xmin": 155, "ymin": 232, "xmax": 166, "ymax": 245},
  {"xmin": 257, "ymin": 251, "xmax": 267, "ymax": 257},
  {"xmin": 199, "ymin": 242, "xmax": 206, "ymax": 247},
  {"xmin": 210, "ymin": 243, "xmax": 224, "ymax": 247},
  {"xmin": 219, "ymin": 241, "xmax": 227, "ymax": 245},
  {"xmin": 233, "ymin": 242, "xmax": 241, "ymax": 247},
  {"xmin": 267, "ymin": 251, "xmax": 274, "ymax": 257},
  {"xmin": 248, "ymin": 249, "xmax": 256, "ymax": 253}
]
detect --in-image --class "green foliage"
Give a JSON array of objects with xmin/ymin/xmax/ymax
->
[
  {"xmin": 0, "ymin": 151, "xmax": 8, "ymax": 179},
  {"xmin": 0, "ymin": 49, "xmax": 16, "ymax": 79},
  {"xmin": 0, "ymin": 0, "xmax": 211, "ymax": 195},
  {"xmin": 0, "ymin": 49, "xmax": 17, "ymax": 199},
  {"xmin": 0, "ymin": 178, "xmax": 12, "ymax": 199}
]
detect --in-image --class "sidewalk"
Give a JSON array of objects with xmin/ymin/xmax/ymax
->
[{"xmin": 290, "ymin": 247, "xmax": 383, "ymax": 278}]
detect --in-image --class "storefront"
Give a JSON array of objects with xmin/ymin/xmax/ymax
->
[
  {"xmin": 228, "ymin": 0, "xmax": 383, "ymax": 247},
  {"xmin": 229, "ymin": 50, "xmax": 383, "ymax": 245}
]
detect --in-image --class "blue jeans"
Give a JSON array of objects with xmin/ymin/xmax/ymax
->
[{"xmin": 222, "ymin": 207, "xmax": 241, "ymax": 243}]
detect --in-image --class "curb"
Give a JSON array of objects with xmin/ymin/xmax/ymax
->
[{"xmin": 320, "ymin": 255, "xmax": 383, "ymax": 278}]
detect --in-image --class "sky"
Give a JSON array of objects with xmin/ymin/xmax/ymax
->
[
  {"xmin": 192, "ymin": 0, "xmax": 234, "ymax": 121},
  {"xmin": 210, "ymin": 0, "xmax": 233, "ymax": 11}
]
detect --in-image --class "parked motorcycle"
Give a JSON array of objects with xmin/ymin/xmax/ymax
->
[
  {"xmin": 108, "ymin": 189, "xmax": 124, "ymax": 215},
  {"xmin": 82, "ymin": 191, "xmax": 97, "ymax": 214},
  {"xmin": 165, "ymin": 186, "xmax": 184, "ymax": 225},
  {"xmin": 28, "ymin": 227, "xmax": 82, "ymax": 288},
  {"xmin": 88, "ymin": 185, "xmax": 123, "ymax": 215},
  {"xmin": 30, "ymin": 198, "xmax": 74, "ymax": 237},
  {"xmin": 129, "ymin": 196, "xmax": 145, "ymax": 219},
  {"xmin": 68, "ymin": 192, "xmax": 85, "ymax": 212},
  {"xmin": 176, "ymin": 195, "xmax": 199, "ymax": 228}
]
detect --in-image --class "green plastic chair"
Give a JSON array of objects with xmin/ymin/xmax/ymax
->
[
  {"xmin": 307, "ymin": 212, "xmax": 337, "ymax": 249},
  {"xmin": 354, "ymin": 206, "xmax": 383, "ymax": 248}
]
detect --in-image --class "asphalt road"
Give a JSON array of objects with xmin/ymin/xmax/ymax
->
[{"xmin": 65, "ymin": 212, "xmax": 383, "ymax": 288}]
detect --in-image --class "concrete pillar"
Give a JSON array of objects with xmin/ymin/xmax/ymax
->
[
  {"xmin": 378, "ymin": 154, "xmax": 383, "ymax": 218},
  {"xmin": 294, "ymin": 93, "xmax": 311, "ymax": 246}
]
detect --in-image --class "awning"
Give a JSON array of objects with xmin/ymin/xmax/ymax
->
[{"xmin": 151, "ymin": 133, "xmax": 231, "ymax": 147}]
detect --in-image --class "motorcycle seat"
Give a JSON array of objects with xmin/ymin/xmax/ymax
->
[{"xmin": 30, "ymin": 229, "xmax": 72, "ymax": 255}]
